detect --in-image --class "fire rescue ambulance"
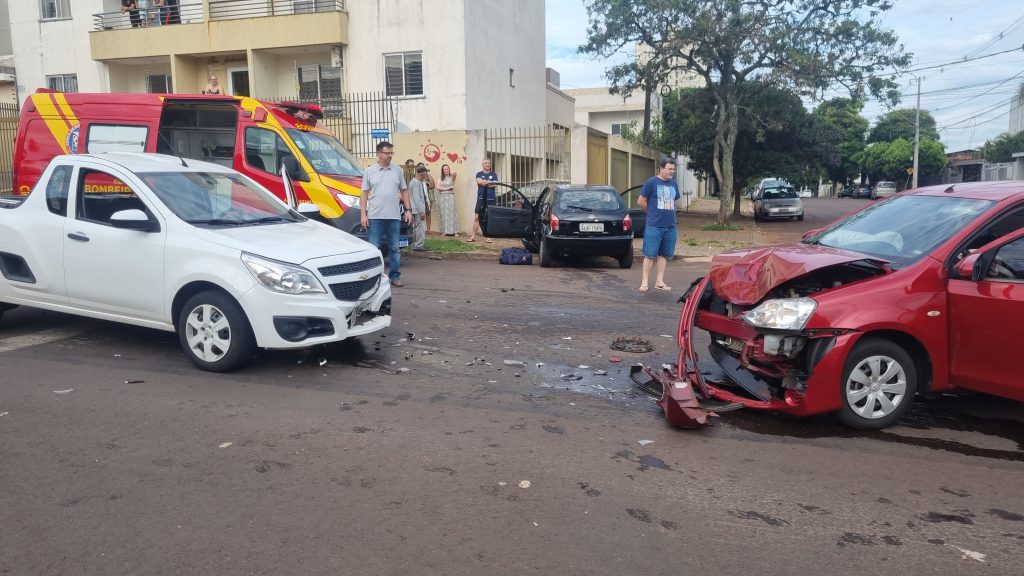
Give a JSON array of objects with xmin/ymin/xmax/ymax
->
[{"xmin": 13, "ymin": 89, "xmax": 395, "ymax": 241}]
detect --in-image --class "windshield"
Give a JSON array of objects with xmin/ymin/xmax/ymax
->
[
  {"xmin": 286, "ymin": 129, "xmax": 362, "ymax": 177},
  {"xmin": 761, "ymin": 187, "xmax": 797, "ymax": 200},
  {"xmin": 809, "ymin": 195, "xmax": 994, "ymax": 267},
  {"xmin": 140, "ymin": 171, "xmax": 301, "ymax": 226},
  {"xmin": 556, "ymin": 189, "xmax": 625, "ymax": 212}
]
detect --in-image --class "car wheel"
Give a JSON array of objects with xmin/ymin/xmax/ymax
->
[
  {"xmin": 539, "ymin": 237, "xmax": 553, "ymax": 268},
  {"xmin": 797, "ymin": 214, "xmax": 804, "ymax": 222},
  {"xmin": 618, "ymin": 246, "xmax": 634, "ymax": 269},
  {"xmin": 178, "ymin": 290, "xmax": 256, "ymax": 373},
  {"xmin": 836, "ymin": 337, "xmax": 918, "ymax": 430}
]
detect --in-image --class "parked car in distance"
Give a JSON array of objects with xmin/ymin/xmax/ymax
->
[
  {"xmin": 671, "ymin": 181, "xmax": 1024, "ymax": 430},
  {"xmin": 838, "ymin": 185, "xmax": 856, "ymax": 198},
  {"xmin": 482, "ymin": 184, "xmax": 634, "ymax": 268},
  {"xmin": 853, "ymin": 185, "xmax": 873, "ymax": 199},
  {"xmin": 873, "ymin": 181, "xmax": 897, "ymax": 199},
  {"xmin": 753, "ymin": 185, "xmax": 804, "ymax": 221},
  {"xmin": 0, "ymin": 153, "xmax": 393, "ymax": 372}
]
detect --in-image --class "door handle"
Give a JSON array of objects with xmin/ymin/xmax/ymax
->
[{"xmin": 67, "ymin": 232, "xmax": 89, "ymax": 242}]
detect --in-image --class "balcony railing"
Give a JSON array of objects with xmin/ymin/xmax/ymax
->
[
  {"xmin": 93, "ymin": 0, "xmax": 345, "ymax": 31},
  {"xmin": 209, "ymin": 0, "xmax": 344, "ymax": 20},
  {"xmin": 93, "ymin": 2, "xmax": 205, "ymax": 31}
]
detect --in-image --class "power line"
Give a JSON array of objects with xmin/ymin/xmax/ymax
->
[
  {"xmin": 964, "ymin": 14, "xmax": 1024, "ymax": 58},
  {"xmin": 931, "ymin": 69, "xmax": 1024, "ymax": 111}
]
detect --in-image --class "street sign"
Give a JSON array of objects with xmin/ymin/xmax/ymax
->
[
  {"xmin": 371, "ymin": 128, "xmax": 390, "ymax": 139},
  {"xmin": 906, "ymin": 167, "xmax": 914, "ymax": 174}
]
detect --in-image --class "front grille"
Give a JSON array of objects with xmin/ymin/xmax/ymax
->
[
  {"xmin": 318, "ymin": 257, "xmax": 382, "ymax": 277},
  {"xmin": 330, "ymin": 276, "xmax": 381, "ymax": 301}
]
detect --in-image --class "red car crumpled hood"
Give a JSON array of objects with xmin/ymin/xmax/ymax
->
[{"xmin": 709, "ymin": 243, "xmax": 890, "ymax": 305}]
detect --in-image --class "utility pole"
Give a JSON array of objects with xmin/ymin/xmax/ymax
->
[{"xmin": 912, "ymin": 76, "xmax": 921, "ymax": 189}]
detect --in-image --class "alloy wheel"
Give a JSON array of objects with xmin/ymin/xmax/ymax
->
[{"xmin": 844, "ymin": 354, "xmax": 907, "ymax": 420}]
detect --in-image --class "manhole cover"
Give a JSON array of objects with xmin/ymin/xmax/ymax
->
[{"xmin": 610, "ymin": 336, "xmax": 654, "ymax": 353}]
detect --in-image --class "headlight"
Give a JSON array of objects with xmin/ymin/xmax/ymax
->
[
  {"xmin": 742, "ymin": 298, "xmax": 816, "ymax": 330},
  {"xmin": 331, "ymin": 189, "xmax": 359, "ymax": 208},
  {"xmin": 242, "ymin": 253, "xmax": 326, "ymax": 295}
]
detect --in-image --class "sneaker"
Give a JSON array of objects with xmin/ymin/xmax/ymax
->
[
  {"xmin": 411, "ymin": 247, "xmax": 427, "ymax": 252},
  {"xmin": 390, "ymin": 279, "xmax": 404, "ymax": 287}
]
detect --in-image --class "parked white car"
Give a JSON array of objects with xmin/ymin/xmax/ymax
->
[
  {"xmin": 0, "ymin": 153, "xmax": 392, "ymax": 372},
  {"xmin": 873, "ymin": 181, "xmax": 898, "ymax": 199}
]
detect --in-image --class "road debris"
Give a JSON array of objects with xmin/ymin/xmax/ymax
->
[
  {"xmin": 562, "ymin": 336, "xmax": 572, "ymax": 340},
  {"xmin": 218, "ymin": 442, "xmax": 233, "ymax": 448},
  {"xmin": 503, "ymin": 360, "xmax": 525, "ymax": 367},
  {"xmin": 610, "ymin": 336, "xmax": 654, "ymax": 353},
  {"xmin": 638, "ymin": 439, "xmax": 655, "ymax": 446},
  {"xmin": 0, "ymin": 412, "xmax": 8, "ymax": 417},
  {"xmin": 577, "ymin": 364, "xmax": 589, "ymax": 369},
  {"xmin": 946, "ymin": 545, "xmax": 986, "ymax": 563},
  {"xmin": 593, "ymin": 370, "xmax": 608, "ymax": 376},
  {"xmin": 123, "ymin": 379, "xmax": 144, "ymax": 384},
  {"xmin": 536, "ymin": 362, "xmax": 544, "ymax": 367},
  {"xmin": 319, "ymin": 358, "xmax": 328, "ymax": 367},
  {"xmin": 406, "ymin": 332, "xmax": 416, "ymax": 340},
  {"xmin": 560, "ymin": 373, "xmax": 582, "ymax": 381},
  {"xmin": 53, "ymin": 389, "xmax": 74, "ymax": 395},
  {"xmin": 660, "ymin": 334, "xmax": 673, "ymax": 338},
  {"xmin": 518, "ymin": 480, "xmax": 531, "ymax": 488},
  {"xmin": 609, "ymin": 356, "xmax": 623, "ymax": 363}
]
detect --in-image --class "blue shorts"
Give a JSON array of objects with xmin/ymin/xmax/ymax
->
[{"xmin": 642, "ymin": 226, "xmax": 677, "ymax": 259}]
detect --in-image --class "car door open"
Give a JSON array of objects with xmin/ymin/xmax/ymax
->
[
  {"xmin": 621, "ymin": 184, "xmax": 646, "ymax": 238},
  {"xmin": 481, "ymin": 183, "xmax": 537, "ymax": 238}
]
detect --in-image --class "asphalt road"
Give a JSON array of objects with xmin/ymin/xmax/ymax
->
[{"xmin": 2, "ymin": 198, "xmax": 1022, "ymax": 575}]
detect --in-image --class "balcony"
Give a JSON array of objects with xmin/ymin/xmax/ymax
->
[{"xmin": 90, "ymin": 0, "xmax": 347, "ymax": 60}]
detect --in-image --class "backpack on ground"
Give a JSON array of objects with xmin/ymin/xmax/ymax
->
[{"xmin": 499, "ymin": 247, "xmax": 533, "ymax": 265}]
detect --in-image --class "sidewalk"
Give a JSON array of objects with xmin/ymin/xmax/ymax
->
[{"xmin": 409, "ymin": 197, "xmax": 763, "ymax": 262}]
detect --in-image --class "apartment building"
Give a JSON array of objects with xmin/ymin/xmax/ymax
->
[{"xmin": 8, "ymin": 0, "xmax": 546, "ymax": 131}]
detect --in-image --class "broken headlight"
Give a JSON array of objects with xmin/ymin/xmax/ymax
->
[
  {"xmin": 242, "ymin": 253, "xmax": 326, "ymax": 295},
  {"xmin": 742, "ymin": 298, "xmax": 816, "ymax": 330}
]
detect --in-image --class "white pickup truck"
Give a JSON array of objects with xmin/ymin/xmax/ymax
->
[{"xmin": 0, "ymin": 153, "xmax": 392, "ymax": 371}]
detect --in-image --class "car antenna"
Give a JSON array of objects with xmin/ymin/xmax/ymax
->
[{"xmin": 157, "ymin": 130, "xmax": 189, "ymax": 167}]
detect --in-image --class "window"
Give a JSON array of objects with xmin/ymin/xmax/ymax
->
[
  {"xmin": 384, "ymin": 52, "xmax": 423, "ymax": 97},
  {"xmin": 610, "ymin": 123, "xmax": 625, "ymax": 135},
  {"xmin": 46, "ymin": 74, "xmax": 78, "ymax": 93},
  {"xmin": 244, "ymin": 128, "xmax": 296, "ymax": 175},
  {"xmin": 297, "ymin": 64, "xmax": 343, "ymax": 101},
  {"xmin": 988, "ymin": 237, "xmax": 1024, "ymax": 281},
  {"xmin": 87, "ymin": 125, "xmax": 149, "ymax": 154},
  {"xmin": 147, "ymin": 74, "xmax": 173, "ymax": 94},
  {"xmin": 46, "ymin": 165, "xmax": 73, "ymax": 216},
  {"xmin": 40, "ymin": 0, "xmax": 70, "ymax": 20},
  {"xmin": 77, "ymin": 169, "xmax": 150, "ymax": 227}
]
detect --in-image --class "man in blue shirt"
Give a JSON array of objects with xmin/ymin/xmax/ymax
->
[
  {"xmin": 638, "ymin": 158, "xmax": 679, "ymax": 292},
  {"xmin": 469, "ymin": 158, "xmax": 497, "ymax": 242}
]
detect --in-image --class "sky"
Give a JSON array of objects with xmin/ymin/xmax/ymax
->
[{"xmin": 546, "ymin": 1, "xmax": 1024, "ymax": 152}]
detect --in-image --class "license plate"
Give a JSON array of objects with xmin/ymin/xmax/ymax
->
[
  {"xmin": 579, "ymin": 223, "xmax": 604, "ymax": 232},
  {"xmin": 398, "ymin": 238, "xmax": 409, "ymax": 248}
]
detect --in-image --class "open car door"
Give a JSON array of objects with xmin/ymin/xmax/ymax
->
[
  {"xmin": 622, "ymin": 184, "xmax": 646, "ymax": 238},
  {"xmin": 481, "ymin": 183, "xmax": 538, "ymax": 239}
]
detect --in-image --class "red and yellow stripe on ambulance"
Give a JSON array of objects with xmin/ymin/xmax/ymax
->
[{"xmin": 240, "ymin": 97, "xmax": 360, "ymax": 220}]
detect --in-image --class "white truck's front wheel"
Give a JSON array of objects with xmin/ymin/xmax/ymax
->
[{"xmin": 178, "ymin": 290, "xmax": 256, "ymax": 372}]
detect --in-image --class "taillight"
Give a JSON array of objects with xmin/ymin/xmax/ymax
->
[
  {"xmin": 550, "ymin": 213, "xmax": 560, "ymax": 232},
  {"xmin": 623, "ymin": 213, "xmax": 632, "ymax": 232}
]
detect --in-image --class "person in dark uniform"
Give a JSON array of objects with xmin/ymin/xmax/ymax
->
[{"xmin": 121, "ymin": 0, "xmax": 142, "ymax": 28}]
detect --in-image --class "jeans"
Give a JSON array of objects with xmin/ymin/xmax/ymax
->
[
  {"xmin": 642, "ymin": 226, "xmax": 677, "ymax": 259},
  {"xmin": 367, "ymin": 218, "xmax": 402, "ymax": 280}
]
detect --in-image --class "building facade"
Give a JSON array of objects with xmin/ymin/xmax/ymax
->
[
  {"xmin": 1011, "ymin": 83, "xmax": 1024, "ymax": 136},
  {"xmin": 8, "ymin": 0, "xmax": 546, "ymax": 131}
]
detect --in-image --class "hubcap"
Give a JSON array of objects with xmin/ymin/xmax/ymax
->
[
  {"xmin": 185, "ymin": 304, "xmax": 232, "ymax": 363},
  {"xmin": 845, "ymin": 355, "xmax": 907, "ymax": 420}
]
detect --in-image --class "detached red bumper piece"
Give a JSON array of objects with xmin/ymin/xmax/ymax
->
[{"xmin": 629, "ymin": 364, "xmax": 743, "ymax": 429}]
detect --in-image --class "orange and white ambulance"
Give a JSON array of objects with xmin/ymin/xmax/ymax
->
[{"xmin": 14, "ymin": 89, "xmax": 377, "ymax": 237}]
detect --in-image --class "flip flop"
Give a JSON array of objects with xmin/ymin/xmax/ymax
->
[
  {"xmin": 485, "ymin": 238, "xmax": 493, "ymax": 243},
  {"xmin": 655, "ymin": 285, "xmax": 672, "ymax": 291},
  {"xmin": 638, "ymin": 285, "xmax": 649, "ymax": 292},
  {"xmin": 466, "ymin": 237, "xmax": 476, "ymax": 242}
]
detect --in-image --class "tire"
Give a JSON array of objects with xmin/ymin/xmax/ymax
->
[
  {"xmin": 753, "ymin": 211, "xmax": 760, "ymax": 222},
  {"xmin": 539, "ymin": 237, "xmax": 553, "ymax": 268},
  {"xmin": 177, "ymin": 290, "xmax": 256, "ymax": 373},
  {"xmin": 835, "ymin": 337, "xmax": 918, "ymax": 430},
  {"xmin": 797, "ymin": 214, "xmax": 804, "ymax": 222},
  {"xmin": 618, "ymin": 246, "xmax": 634, "ymax": 269}
]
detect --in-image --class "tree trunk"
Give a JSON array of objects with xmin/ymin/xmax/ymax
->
[{"xmin": 642, "ymin": 84, "xmax": 653, "ymax": 147}]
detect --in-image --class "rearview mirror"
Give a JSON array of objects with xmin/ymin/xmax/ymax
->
[
  {"xmin": 110, "ymin": 209, "xmax": 158, "ymax": 232},
  {"xmin": 953, "ymin": 252, "xmax": 982, "ymax": 281}
]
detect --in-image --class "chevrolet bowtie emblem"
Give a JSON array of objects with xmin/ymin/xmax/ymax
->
[{"xmin": 359, "ymin": 273, "xmax": 370, "ymax": 280}]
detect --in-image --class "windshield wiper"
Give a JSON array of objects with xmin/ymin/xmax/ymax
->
[
  {"xmin": 564, "ymin": 205, "xmax": 593, "ymax": 211},
  {"xmin": 188, "ymin": 218, "xmax": 247, "ymax": 226},
  {"xmin": 248, "ymin": 216, "xmax": 295, "ymax": 224}
]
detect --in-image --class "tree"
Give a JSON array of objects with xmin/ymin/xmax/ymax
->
[
  {"xmin": 980, "ymin": 131, "xmax": 1024, "ymax": 163},
  {"xmin": 868, "ymin": 108, "xmax": 939, "ymax": 143},
  {"xmin": 855, "ymin": 137, "xmax": 946, "ymax": 184},
  {"xmin": 580, "ymin": 0, "xmax": 910, "ymax": 225},
  {"xmin": 812, "ymin": 98, "xmax": 869, "ymax": 187},
  {"xmin": 660, "ymin": 84, "xmax": 827, "ymax": 215}
]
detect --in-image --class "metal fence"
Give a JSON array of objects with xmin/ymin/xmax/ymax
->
[
  {"xmin": 208, "ymin": 0, "xmax": 344, "ymax": 21},
  {"xmin": 484, "ymin": 125, "xmax": 571, "ymax": 206},
  {"xmin": 264, "ymin": 92, "xmax": 395, "ymax": 158},
  {"xmin": 0, "ymin": 102, "xmax": 17, "ymax": 196},
  {"xmin": 93, "ymin": 1, "xmax": 204, "ymax": 31}
]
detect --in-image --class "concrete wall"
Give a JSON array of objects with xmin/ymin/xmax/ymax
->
[
  {"xmin": 463, "ymin": 0, "xmax": 545, "ymax": 130},
  {"xmin": 545, "ymin": 84, "xmax": 575, "ymax": 128},
  {"xmin": 346, "ymin": 0, "xmax": 469, "ymax": 132},
  {"xmin": 0, "ymin": 0, "xmax": 12, "ymax": 55},
  {"xmin": 393, "ymin": 129, "xmax": 478, "ymax": 233}
]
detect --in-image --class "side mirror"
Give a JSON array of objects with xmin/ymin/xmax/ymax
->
[
  {"xmin": 280, "ymin": 156, "xmax": 310, "ymax": 182},
  {"xmin": 110, "ymin": 209, "xmax": 158, "ymax": 232},
  {"xmin": 296, "ymin": 203, "xmax": 321, "ymax": 218},
  {"xmin": 953, "ymin": 252, "xmax": 983, "ymax": 281}
]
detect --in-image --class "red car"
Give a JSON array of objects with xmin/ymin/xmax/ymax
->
[{"xmin": 668, "ymin": 181, "xmax": 1024, "ymax": 429}]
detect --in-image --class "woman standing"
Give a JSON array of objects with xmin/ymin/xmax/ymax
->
[{"xmin": 436, "ymin": 164, "xmax": 459, "ymax": 236}]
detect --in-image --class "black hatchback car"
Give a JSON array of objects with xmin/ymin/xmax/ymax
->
[{"xmin": 482, "ymin": 185, "xmax": 635, "ymax": 268}]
